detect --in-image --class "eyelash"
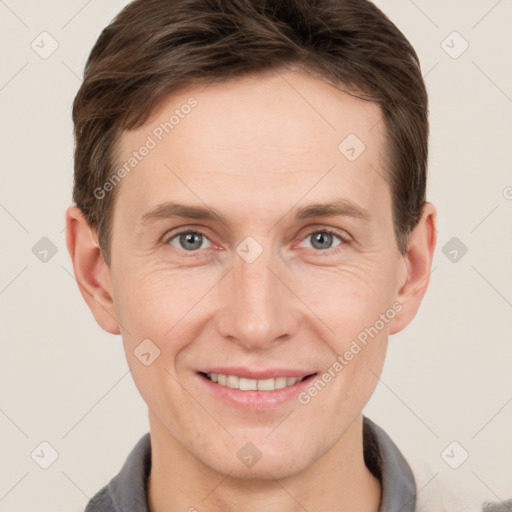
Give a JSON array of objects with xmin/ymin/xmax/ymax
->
[{"xmin": 163, "ymin": 227, "xmax": 348, "ymax": 256}]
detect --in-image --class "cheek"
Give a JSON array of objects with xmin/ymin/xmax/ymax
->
[
  {"xmin": 112, "ymin": 264, "xmax": 212, "ymax": 339},
  {"xmin": 290, "ymin": 258, "xmax": 397, "ymax": 401},
  {"xmin": 113, "ymin": 270, "xmax": 202, "ymax": 423},
  {"xmin": 294, "ymin": 258, "xmax": 398, "ymax": 338},
  {"xmin": 127, "ymin": 357, "xmax": 199, "ymax": 442}
]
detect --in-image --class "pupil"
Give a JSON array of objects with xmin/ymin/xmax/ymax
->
[
  {"xmin": 313, "ymin": 232, "xmax": 332, "ymax": 250},
  {"xmin": 181, "ymin": 232, "xmax": 202, "ymax": 250}
]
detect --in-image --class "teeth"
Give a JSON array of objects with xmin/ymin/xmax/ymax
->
[
  {"xmin": 257, "ymin": 378, "xmax": 275, "ymax": 391},
  {"xmin": 226, "ymin": 375, "xmax": 238, "ymax": 388},
  {"xmin": 275, "ymin": 377, "xmax": 287, "ymax": 389},
  {"xmin": 206, "ymin": 373, "xmax": 304, "ymax": 391},
  {"xmin": 240, "ymin": 378, "xmax": 257, "ymax": 390}
]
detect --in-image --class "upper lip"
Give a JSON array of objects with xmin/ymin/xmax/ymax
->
[{"xmin": 198, "ymin": 367, "xmax": 317, "ymax": 380}]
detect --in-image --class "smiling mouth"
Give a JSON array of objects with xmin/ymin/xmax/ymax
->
[{"xmin": 199, "ymin": 372, "xmax": 317, "ymax": 391}]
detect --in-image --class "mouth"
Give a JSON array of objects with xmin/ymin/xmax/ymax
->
[
  {"xmin": 199, "ymin": 372, "xmax": 317, "ymax": 391},
  {"xmin": 197, "ymin": 369, "xmax": 318, "ymax": 410}
]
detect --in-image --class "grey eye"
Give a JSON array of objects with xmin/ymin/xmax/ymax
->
[
  {"xmin": 300, "ymin": 231, "xmax": 343, "ymax": 251},
  {"xmin": 168, "ymin": 231, "xmax": 212, "ymax": 251}
]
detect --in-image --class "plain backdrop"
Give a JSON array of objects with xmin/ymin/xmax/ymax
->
[{"xmin": 1, "ymin": 0, "xmax": 511, "ymax": 510}]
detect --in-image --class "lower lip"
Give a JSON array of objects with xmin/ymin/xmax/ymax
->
[{"xmin": 198, "ymin": 373, "xmax": 317, "ymax": 410}]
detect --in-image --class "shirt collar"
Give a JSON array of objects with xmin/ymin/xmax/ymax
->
[
  {"xmin": 363, "ymin": 416, "xmax": 417, "ymax": 511},
  {"xmin": 90, "ymin": 416, "xmax": 417, "ymax": 512}
]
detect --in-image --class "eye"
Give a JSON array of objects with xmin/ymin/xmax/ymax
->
[
  {"xmin": 164, "ymin": 228, "xmax": 346, "ymax": 255},
  {"xmin": 298, "ymin": 229, "xmax": 345, "ymax": 253},
  {"xmin": 166, "ymin": 230, "xmax": 213, "ymax": 252}
]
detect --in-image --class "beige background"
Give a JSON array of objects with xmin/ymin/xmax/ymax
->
[{"xmin": 1, "ymin": 0, "xmax": 511, "ymax": 510}]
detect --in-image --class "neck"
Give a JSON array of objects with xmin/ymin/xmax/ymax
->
[{"xmin": 147, "ymin": 413, "xmax": 381, "ymax": 512}]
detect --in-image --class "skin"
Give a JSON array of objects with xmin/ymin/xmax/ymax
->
[{"xmin": 66, "ymin": 67, "xmax": 437, "ymax": 512}]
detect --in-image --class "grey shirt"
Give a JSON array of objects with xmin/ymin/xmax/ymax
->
[{"xmin": 84, "ymin": 416, "xmax": 417, "ymax": 512}]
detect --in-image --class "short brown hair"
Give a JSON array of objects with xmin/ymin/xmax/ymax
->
[{"xmin": 72, "ymin": 0, "xmax": 428, "ymax": 266}]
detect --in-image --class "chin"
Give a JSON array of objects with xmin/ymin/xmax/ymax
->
[
  {"xmin": 219, "ymin": 463, "xmax": 306, "ymax": 482},
  {"xmin": 202, "ymin": 448, "xmax": 313, "ymax": 481}
]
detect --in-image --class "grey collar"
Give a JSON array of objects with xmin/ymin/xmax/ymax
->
[
  {"xmin": 363, "ymin": 416, "xmax": 417, "ymax": 511},
  {"xmin": 85, "ymin": 416, "xmax": 417, "ymax": 512}
]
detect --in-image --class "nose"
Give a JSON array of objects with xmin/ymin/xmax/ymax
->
[{"xmin": 216, "ymin": 240, "xmax": 301, "ymax": 352}]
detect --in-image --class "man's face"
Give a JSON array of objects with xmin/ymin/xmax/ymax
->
[{"xmin": 106, "ymin": 68, "xmax": 407, "ymax": 479}]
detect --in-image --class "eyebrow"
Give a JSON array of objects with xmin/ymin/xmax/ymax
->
[{"xmin": 139, "ymin": 198, "xmax": 370, "ymax": 227}]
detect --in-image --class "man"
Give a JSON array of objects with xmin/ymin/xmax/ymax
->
[{"xmin": 65, "ymin": 0, "xmax": 485, "ymax": 510}]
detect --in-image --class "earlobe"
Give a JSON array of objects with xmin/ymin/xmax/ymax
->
[
  {"xmin": 388, "ymin": 202, "xmax": 437, "ymax": 335},
  {"xmin": 65, "ymin": 205, "xmax": 120, "ymax": 335}
]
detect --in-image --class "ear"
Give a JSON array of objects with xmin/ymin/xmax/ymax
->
[
  {"xmin": 65, "ymin": 205, "xmax": 120, "ymax": 335},
  {"xmin": 388, "ymin": 202, "xmax": 437, "ymax": 335}
]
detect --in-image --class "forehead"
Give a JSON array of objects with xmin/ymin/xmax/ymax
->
[{"xmin": 113, "ymin": 69, "xmax": 389, "ymax": 225}]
